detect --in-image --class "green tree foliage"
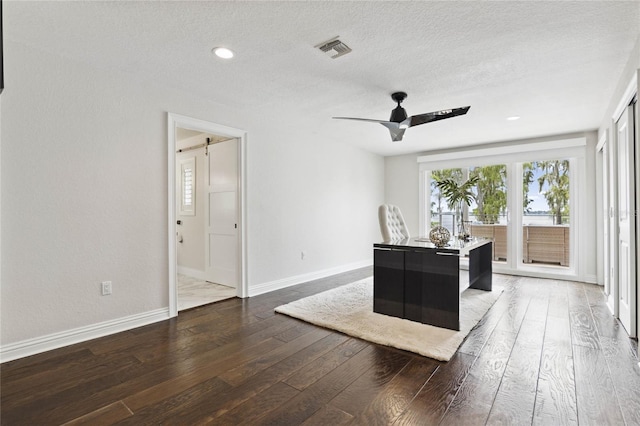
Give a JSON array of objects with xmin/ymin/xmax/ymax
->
[
  {"xmin": 469, "ymin": 165, "xmax": 507, "ymax": 223},
  {"xmin": 434, "ymin": 175, "xmax": 479, "ymax": 209},
  {"xmin": 432, "ymin": 160, "xmax": 569, "ymax": 227},
  {"xmin": 536, "ymin": 160, "xmax": 570, "ymax": 224},
  {"xmin": 522, "ymin": 162, "xmax": 535, "ymax": 212},
  {"xmin": 430, "ymin": 169, "xmax": 463, "ymax": 216}
]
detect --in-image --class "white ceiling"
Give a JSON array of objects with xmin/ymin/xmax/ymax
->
[{"xmin": 6, "ymin": 1, "xmax": 640, "ymax": 156}]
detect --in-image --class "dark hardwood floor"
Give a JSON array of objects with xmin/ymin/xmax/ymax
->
[{"xmin": 2, "ymin": 268, "xmax": 639, "ymax": 425}]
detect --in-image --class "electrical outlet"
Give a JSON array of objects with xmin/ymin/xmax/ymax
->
[{"xmin": 101, "ymin": 281, "xmax": 112, "ymax": 296}]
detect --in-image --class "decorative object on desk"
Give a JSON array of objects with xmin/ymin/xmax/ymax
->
[
  {"xmin": 435, "ymin": 174, "xmax": 479, "ymax": 240},
  {"xmin": 275, "ymin": 277, "xmax": 504, "ymax": 361},
  {"xmin": 461, "ymin": 220, "xmax": 472, "ymax": 241},
  {"xmin": 429, "ymin": 226, "xmax": 450, "ymax": 248}
]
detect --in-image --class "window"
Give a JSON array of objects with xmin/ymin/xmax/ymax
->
[
  {"xmin": 522, "ymin": 159, "xmax": 571, "ymax": 268},
  {"xmin": 419, "ymin": 137, "xmax": 587, "ymax": 280},
  {"xmin": 430, "ymin": 164, "xmax": 508, "ymax": 262},
  {"xmin": 430, "ymin": 168, "xmax": 464, "ymax": 234},
  {"xmin": 179, "ymin": 157, "xmax": 196, "ymax": 216}
]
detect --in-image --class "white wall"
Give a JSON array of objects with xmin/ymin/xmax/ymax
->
[
  {"xmin": 0, "ymin": 40, "xmax": 383, "ymax": 356},
  {"xmin": 175, "ymin": 137, "xmax": 207, "ymax": 275},
  {"xmin": 247, "ymin": 124, "xmax": 384, "ymax": 289},
  {"xmin": 598, "ymin": 34, "xmax": 639, "ymax": 138},
  {"xmin": 384, "ymin": 131, "xmax": 599, "ymax": 283},
  {"xmin": 384, "ymin": 154, "xmax": 420, "ymax": 236}
]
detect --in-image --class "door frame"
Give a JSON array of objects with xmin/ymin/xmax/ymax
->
[
  {"xmin": 167, "ymin": 113, "xmax": 248, "ymax": 318},
  {"xmin": 596, "ymin": 132, "xmax": 618, "ymax": 315},
  {"xmin": 610, "ymin": 72, "xmax": 637, "ymax": 337}
]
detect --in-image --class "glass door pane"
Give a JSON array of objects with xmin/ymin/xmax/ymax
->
[
  {"xmin": 430, "ymin": 165, "xmax": 507, "ymax": 262},
  {"xmin": 468, "ymin": 164, "xmax": 508, "ymax": 262},
  {"xmin": 430, "ymin": 168, "xmax": 464, "ymax": 237},
  {"xmin": 522, "ymin": 160, "xmax": 570, "ymax": 268}
]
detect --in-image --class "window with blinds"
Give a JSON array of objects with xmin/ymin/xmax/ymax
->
[{"xmin": 179, "ymin": 157, "xmax": 196, "ymax": 216}]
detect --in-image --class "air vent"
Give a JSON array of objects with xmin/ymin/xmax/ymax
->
[{"xmin": 315, "ymin": 37, "xmax": 352, "ymax": 59}]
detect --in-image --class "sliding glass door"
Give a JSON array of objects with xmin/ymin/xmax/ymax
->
[
  {"xmin": 521, "ymin": 159, "xmax": 571, "ymax": 269},
  {"xmin": 430, "ymin": 168, "xmax": 463, "ymax": 236},
  {"xmin": 468, "ymin": 165, "xmax": 508, "ymax": 263},
  {"xmin": 420, "ymin": 138, "xmax": 585, "ymax": 279},
  {"xmin": 430, "ymin": 164, "xmax": 508, "ymax": 263}
]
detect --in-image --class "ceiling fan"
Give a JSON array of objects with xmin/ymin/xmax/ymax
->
[{"xmin": 333, "ymin": 92, "xmax": 470, "ymax": 142}]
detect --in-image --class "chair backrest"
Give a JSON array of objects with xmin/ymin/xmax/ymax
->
[{"xmin": 378, "ymin": 204, "xmax": 410, "ymax": 242}]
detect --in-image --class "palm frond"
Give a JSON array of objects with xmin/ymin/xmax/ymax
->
[{"xmin": 435, "ymin": 175, "xmax": 479, "ymax": 208}]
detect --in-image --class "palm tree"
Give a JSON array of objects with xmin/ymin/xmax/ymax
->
[
  {"xmin": 470, "ymin": 165, "xmax": 506, "ymax": 224},
  {"xmin": 522, "ymin": 162, "xmax": 535, "ymax": 212},
  {"xmin": 431, "ymin": 169, "xmax": 463, "ymax": 225},
  {"xmin": 435, "ymin": 175, "xmax": 478, "ymax": 209},
  {"xmin": 435, "ymin": 175, "xmax": 479, "ymax": 237},
  {"xmin": 536, "ymin": 160, "xmax": 570, "ymax": 224}
]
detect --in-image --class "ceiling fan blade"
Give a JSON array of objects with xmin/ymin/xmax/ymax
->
[
  {"xmin": 333, "ymin": 117, "xmax": 406, "ymax": 141},
  {"xmin": 380, "ymin": 122, "xmax": 406, "ymax": 142},
  {"xmin": 332, "ymin": 117, "xmax": 388, "ymax": 124},
  {"xmin": 408, "ymin": 106, "xmax": 470, "ymax": 127}
]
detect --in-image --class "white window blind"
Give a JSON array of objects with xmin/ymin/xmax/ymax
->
[{"xmin": 179, "ymin": 157, "xmax": 196, "ymax": 216}]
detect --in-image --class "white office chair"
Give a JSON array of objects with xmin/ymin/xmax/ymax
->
[{"xmin": 378, "ymin": 204, "xmax": 410, "ymax": 242}]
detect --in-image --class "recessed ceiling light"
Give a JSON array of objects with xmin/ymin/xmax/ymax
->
[
  {"xmin": 212, "ymin": 47, "xmax": 234, "ymax": 59},
  {"xmin": 507, "ymin": 116, "xmax": 520, "ymax": 121}
]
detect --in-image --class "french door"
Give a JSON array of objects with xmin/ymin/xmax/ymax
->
[
  {"xmin": 421, "ymin": 138, "xmax": 586, "ymax": 280},
  {"xmin": 428, "ymin": 160, "xmax": 573, "ymax": 273}
]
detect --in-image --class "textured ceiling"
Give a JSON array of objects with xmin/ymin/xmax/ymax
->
[{"xmin": 6, "ymin": 1, "xmax": 640, "ymax": 156}]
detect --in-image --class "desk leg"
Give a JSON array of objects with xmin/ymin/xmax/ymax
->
[
  {"xmin": 421, "ymin": 250, "xmax": 460, "ymax": 331},
  {"xmin": 469, "ymin": 242, "xmax": 492, "ymax": 291},
  {"xmin": 373, "ymin": 249, "xmax": 405, "ymax": 318}
]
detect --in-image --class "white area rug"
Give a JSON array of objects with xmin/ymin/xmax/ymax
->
[{"xmin": 275, "ymin": 277, "xmax": 503, "ymax": 361}]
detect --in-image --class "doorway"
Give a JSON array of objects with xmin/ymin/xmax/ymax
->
[{"xmin": 168, "ymin": 113, "xmax": 247, "ymax": 317}]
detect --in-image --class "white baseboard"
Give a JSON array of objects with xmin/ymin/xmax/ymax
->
[
  {"xmin": 0, "ymin": 308, "xmax": 170, "ymax": 363},
  {"xmin": 583, "ymin": 274, "xmax": 598, "ymax": 284},
  {"xmin": 249, "ymin": 259, "xmax": 372, "ymax": 297},
  {"xmin": 177, "ymin": 266, "xmax": 206, "ymax": 281}
]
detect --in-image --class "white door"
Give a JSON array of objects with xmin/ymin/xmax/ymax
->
[
  {"xmin": 616, "ymin": 105, "xmax": 636, "ymax": 337},
  {"xmin": 205, "ymin": 138, "xmax": 238, "ymax": 288}
]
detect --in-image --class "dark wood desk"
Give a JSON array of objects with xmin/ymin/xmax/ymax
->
[{"xmin": 373, "ymin": 238, "xmax": 492, "ymax": 331}]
